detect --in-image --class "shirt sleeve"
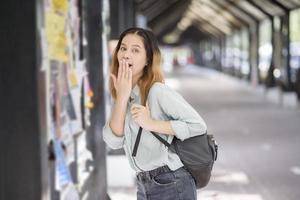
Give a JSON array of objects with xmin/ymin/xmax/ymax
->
[
  {"xmin": 102, "ymin": 105, "xmax": 125, "ymax": 149},
  {"xmin": 151, "ymin": 83, "xmax": 207, "ymax": 141}
]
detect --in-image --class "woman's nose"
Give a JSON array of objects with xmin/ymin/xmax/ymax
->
[{"xmin": 123, "ymin": 51, "xmax": 130, "ymax": 59}]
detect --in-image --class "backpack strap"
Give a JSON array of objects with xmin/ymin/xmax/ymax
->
[
  {"xmin": 132, "ymin": 127, "xmax": 143, "ymax": 157},
  {"xmin": 131, "ymin": 128, "xmax": 171, "ymax": 157},
  {"xmin": 150, "ymin": 131, "xmax": 171, "ymax": 148}
]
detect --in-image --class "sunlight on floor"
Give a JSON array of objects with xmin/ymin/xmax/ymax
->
[
  {"xmin": 108, "ymin": 189, "xmax": 265, "ymax": 200},
  {"xmin": 198, "ymin": 191, "xmax": 264, "ymax": 200}
]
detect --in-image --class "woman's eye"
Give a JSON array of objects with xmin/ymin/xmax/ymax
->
[
  {"xmin": 120, "ymin": 47, "xmax": 126, "ymax": 51},
  {"xmin": 132, "ymin": 49, "xmax": 139, "ymax": 53}
]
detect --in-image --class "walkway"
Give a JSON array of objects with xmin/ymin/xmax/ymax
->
[{"xmin": 107, "ymin": 65, "xmax": 300, "ymax": 200}]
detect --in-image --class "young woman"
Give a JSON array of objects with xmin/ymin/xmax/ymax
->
[{"xmin": 103, "ymin": 27, "xmax": 207, "ymax": 200}]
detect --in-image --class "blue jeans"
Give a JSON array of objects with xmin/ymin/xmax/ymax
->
[{"xmin": 136, "ymin": 166, "xmax": 197, "ymax": 200}]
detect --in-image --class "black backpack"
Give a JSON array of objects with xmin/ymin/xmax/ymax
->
[{"xmin": 132, "ymin": 128, "xmax": 218, "ymax": 189}]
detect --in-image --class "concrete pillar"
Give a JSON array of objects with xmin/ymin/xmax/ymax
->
[
  {"xmin": 82, "ymin": 0, "xmax": 108, "ymax": 199},
  {"xmin": 109, "ymin": 0, "xmax": 136, "ymax": 40},
  {"xmin": 249, "ymin": 24, "xmax": 260, "ymax": 87},
  {"xmin": 0, "ymin": 0, "xmax": 50, "ymax": 199},
  {"xmin": 281, "ymin": 12, "xmax": 292, "ymax": 90}
]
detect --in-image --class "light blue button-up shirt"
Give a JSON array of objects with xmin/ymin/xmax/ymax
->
[{"xmin": 102, "ymin": 82, "xmax": 207, "ymax": 172}]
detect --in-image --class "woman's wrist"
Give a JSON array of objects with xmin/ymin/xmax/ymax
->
[
  {"xmin": 145, "ymin": 119, "xmax": 175, "ymax": 135},
  {"xmin": 116, "ymin": 96, "xmax": 129, "ymax": 105},
  {"xmin": 145, "ymin": 118, "xmax": 156, "ymax": 131}
]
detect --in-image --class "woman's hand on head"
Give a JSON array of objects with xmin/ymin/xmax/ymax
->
[
  {"xmin": 131, "ymin": 103, "xmax": 154, "ymax": 131},
  {"xmin": 110, "ymin": 59, "xmax": 132, "ymax": 102}
]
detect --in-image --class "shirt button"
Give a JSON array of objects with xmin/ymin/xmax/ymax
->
[{"xmin": 129, "ymin": 97, "xmax": 134, "ymax": 102}]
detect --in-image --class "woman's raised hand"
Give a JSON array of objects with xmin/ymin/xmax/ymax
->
[{"xmin": 110, "ymin": 59, "xmax": 132, "ymax": 103}]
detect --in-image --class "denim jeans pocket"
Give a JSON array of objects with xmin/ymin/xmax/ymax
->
[{"xmin": 152, "ymin": 172, "xmax": 177, "ymax": 186}]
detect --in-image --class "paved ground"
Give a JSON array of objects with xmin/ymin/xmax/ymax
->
[{"xmin": 107, "ymin": 65, "xmax": 300, "ymax": 200}]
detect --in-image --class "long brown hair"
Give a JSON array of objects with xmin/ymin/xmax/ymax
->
[{"xmin": 110, "ymin": 27, "xmax": 164, "ymax": 105}]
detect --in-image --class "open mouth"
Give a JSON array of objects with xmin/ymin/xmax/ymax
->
[{"xmin": 128, "ymin": 64, "xmax": 133, "ymax": 68}]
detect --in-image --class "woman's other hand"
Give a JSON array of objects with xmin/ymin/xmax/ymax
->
[{"xmin": 131, "ymin": 103, "xmax": 153, "ymax": 130}]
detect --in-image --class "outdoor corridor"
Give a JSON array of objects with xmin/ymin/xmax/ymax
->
[{"xmin": 107, "ymin": 65, "xmax": 300, "ymax": 200}]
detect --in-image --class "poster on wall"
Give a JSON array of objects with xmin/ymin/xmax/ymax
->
[
  {"xmin": 50, "ymin": 112, "xmax": 79, "ymax": 198},
  {"xmin": 46, "ymin": 11, "xmax": 69, "ymax": 63},
  {"xmin": 53, "ymin": 65, "xmax": 75, "ymax": 164},
  {"xmin": 43, "ymin": 0, "xmax": 96, "ymax": 197},
  {"xmin": 68, "ymin": 60, "xmax": 87, "ymax": 134},
  {"xmin": 48, "ymin": 105, "xmax": 72, "ymax": 191},
  {"xmin": 54, "ymin": 137, "xmax": 73, "ymax": 190}
]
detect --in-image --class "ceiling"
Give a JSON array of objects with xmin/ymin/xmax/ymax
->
[{"xmin": 135, "ymin": 0, "xmax": 300, "ymax": 44}]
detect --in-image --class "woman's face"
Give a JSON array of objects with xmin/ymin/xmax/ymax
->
[{"xmin": 117, "ymin": 34, "xmax": 148, "ymax": 79}]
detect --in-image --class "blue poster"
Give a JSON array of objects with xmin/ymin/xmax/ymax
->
[{"xmin": 53, "ymin": 138, "xmax": 73, "ymax": 187}]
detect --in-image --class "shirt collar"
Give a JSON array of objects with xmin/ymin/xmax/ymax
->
[{"xmin": 131, "ymin": 84, "xmax": 139, "ymax": 97}]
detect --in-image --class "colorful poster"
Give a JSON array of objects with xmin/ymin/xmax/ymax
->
[
  {"xmin": 44, "ymin": 0, "xmax": 96, "ymax": 197},
  {"xmin": 46, "ymin": 11, "xmax": 69, "ymax": 62},
  {"xmin": 52, "ymin": 0, "xmax": 69, "ymax": 14},
  {"xmin": 50, "ymin": 116, "xmax": 72, "ymax": 190},
  {"xmin": 59, "ymin": 111, "xmax": 75, "ymax": 164},
  {"xmin": 54, "ymin": 137, "xmax": 73, "ymax": 190},
  {"xmin": 68, "ymin": 60, "xmax": 88, "ymax": 134}
]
